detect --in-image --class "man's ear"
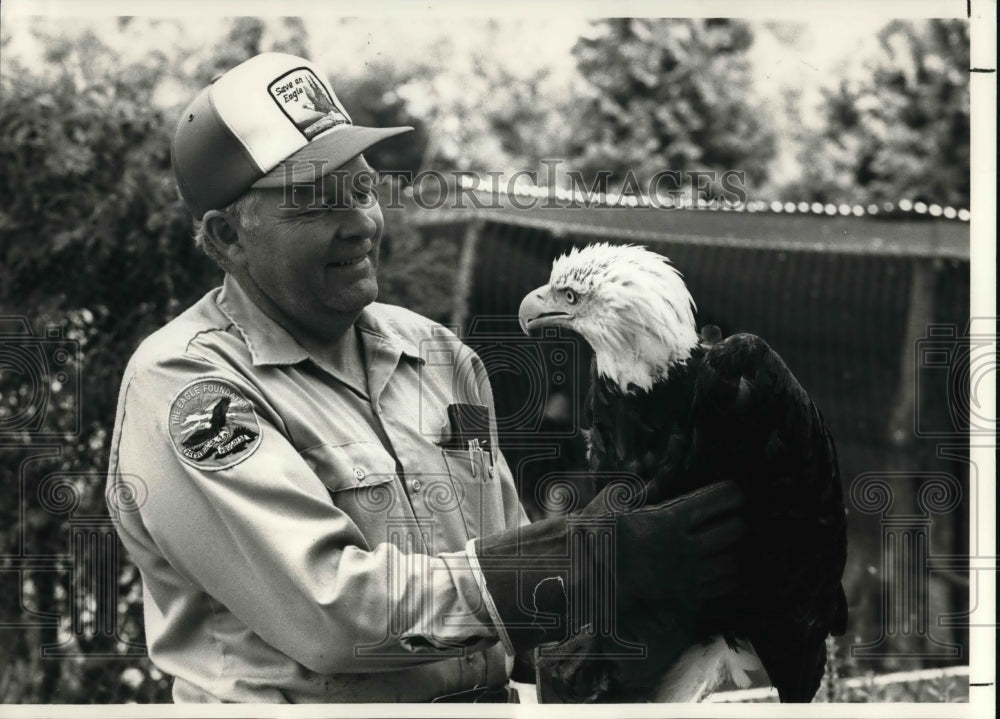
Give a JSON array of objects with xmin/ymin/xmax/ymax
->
[{"xmin": 201, "ymin": 210, "xmax": 246, "ymax": 269}]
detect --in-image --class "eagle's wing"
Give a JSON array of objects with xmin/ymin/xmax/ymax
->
[{"xmin": 691, "ymin": 333, "xmax": 848, "ymax": 703}]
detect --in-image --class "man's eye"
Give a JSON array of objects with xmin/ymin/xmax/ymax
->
[
  {"xmin": 293, "ymin": 205, "xmax": 331, "ymax": 219},
  {"xmin": 310, "ymin": 201, "xmax": 344, "ymax": 213}
]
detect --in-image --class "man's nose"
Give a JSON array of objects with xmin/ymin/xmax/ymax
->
[{"xmin": 334, "ymin": 207, "xmax": 378, "ymax": 243}]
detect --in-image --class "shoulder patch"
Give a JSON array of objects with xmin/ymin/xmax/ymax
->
[{"xmin": 168, "ymin": 378, "xmax": 262, "ymax": 471}]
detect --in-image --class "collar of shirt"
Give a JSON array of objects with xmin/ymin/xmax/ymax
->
[{"xmin": 216, "ymin": 274, "xmax": 425, "ymax": 372}]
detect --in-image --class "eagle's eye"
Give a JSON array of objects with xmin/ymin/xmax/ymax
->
[{"xmin": 564, "ymin": 289, "xmax": 578, "ymax": 305}]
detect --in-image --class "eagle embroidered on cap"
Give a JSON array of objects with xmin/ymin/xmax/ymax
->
[
  {"xmin": 268, "ymin": 67, "xmax": 350, "ymax": 140},
  {"xmin": 169, "ymin": 378, "xmax": 262, "ymax": 470}
]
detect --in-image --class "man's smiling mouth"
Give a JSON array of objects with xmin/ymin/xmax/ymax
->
[{"xmin": 330, "ymin": 254, "xmax": 368, "ymax": 267}]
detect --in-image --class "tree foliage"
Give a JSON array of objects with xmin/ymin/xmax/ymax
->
[
  {"xmin": 566, "ymin": 18, "xmax": 777, "ymax": 190},
  {"xmin": 389, "ymin": 22, "xmax": 577, "ymax": 177},
  {"xmin": 784, "ymin": 20, "xmax": 970, "ymax": 207},
  {"xmin": 336, "ymin": 63, "xmax": 431, "ymax": 176}
]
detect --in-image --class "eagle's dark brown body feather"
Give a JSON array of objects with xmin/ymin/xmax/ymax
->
[{"xmin": 582, "ymin": 330, "xmax": 848, "ymax": 702}]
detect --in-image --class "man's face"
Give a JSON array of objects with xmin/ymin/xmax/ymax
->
[{"xmin": 234, "ymin": 155, "xmax": 384, "ymax": 329}]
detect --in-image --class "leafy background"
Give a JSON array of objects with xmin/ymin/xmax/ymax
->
[{"xmin": 0, "ymin": 14, "xmax": 973, "ymax": 702}]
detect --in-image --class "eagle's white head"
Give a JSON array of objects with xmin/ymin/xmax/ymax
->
[{"xmin": 518, "ymin": 243, "xmax": 698, "ymax": 393}]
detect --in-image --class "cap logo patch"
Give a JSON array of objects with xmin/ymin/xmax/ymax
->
[
  {"xmin": 169, "ymin": 378, "xmax": 262, "ymax": 470},
  {"xmin": 268, "ymin": 67, "xmax": 350, "ymax": 140}
]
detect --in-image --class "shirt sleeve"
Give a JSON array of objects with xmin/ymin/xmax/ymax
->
[{"xmin": 112, "ymin": 350, "xmax": 499, "ymax": 676}]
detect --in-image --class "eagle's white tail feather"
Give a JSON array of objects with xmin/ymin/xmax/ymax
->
[
  {"xmin": 725, "ymin": 638, "xmax": 764, "ymax": 689},
  {"xmin": 650, "ymin": 636, "xmax": 763, "ymax": 702}
]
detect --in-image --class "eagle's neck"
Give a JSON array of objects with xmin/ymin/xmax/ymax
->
[{"xmin": 590, "ymin": 323, "xmax": 699, "ymax": 393}]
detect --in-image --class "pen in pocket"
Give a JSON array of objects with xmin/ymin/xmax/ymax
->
[{"xmin": 467, "ymin": 438, "xmax": 479, "ymax": 478}]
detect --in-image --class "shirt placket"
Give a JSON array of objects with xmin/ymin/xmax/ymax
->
[
  {"xmin": 359, "ymin": 331, "xmax": 438, "ymax": 554},
  {"xmin": 365, "ymin": 331, "xmax": 475, "ymax": 556}
]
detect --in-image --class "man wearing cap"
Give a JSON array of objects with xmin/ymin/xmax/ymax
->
[{"xmin": 106, "ymin": 53, "xmax": 746, "ymax": 703}]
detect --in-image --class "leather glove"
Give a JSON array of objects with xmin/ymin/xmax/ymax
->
[{"xmin": 472, "ymin": 481, "xmax": 745, "ymax": 657}]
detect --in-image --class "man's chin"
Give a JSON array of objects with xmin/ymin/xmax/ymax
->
[{"xmin": 329, "ymin": 279, "xmax": 378, "ymax": 315}]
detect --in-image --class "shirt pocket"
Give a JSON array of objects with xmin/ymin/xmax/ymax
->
[
  {"xmin": 300, "ymin": 441, "xmax": 401, "ymax": 549},
  {"xmin": 440, "ymin": 446, "xmax": 505, "ymax": 540}
]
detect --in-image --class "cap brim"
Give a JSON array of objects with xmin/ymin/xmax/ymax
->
[{"xmin": 252, "ymin": 124, "xmax": 413, "ymax": 188}]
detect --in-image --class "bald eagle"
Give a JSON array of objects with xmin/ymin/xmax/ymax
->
[{"xmin": 518, "ymin": 243, "xmax": 848, "ymax": 703}]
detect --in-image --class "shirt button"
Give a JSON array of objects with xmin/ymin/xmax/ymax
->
[
  {"xmin": 409, "ymin": 479, "xmax": 421, "ymax": 492},
  {"xmin": 353, "ymin": 467, "xmax": 366, "ymax": 481}
]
